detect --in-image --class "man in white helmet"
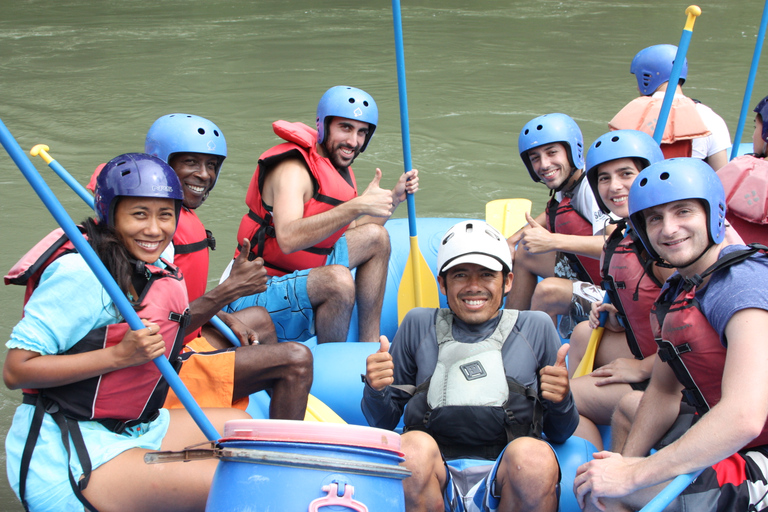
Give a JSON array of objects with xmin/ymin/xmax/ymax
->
[{"xmin": 362, "ymin": 220, "xmax": 577, "ymax": 512}]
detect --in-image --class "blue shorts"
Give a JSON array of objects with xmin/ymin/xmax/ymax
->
[
  {"xmin": 225, "ymin": 236, "xmax": 350, "ymax": 342},
  {"xmin": 443, "ymin": 441, "xmax": 561, "ymax": 512}
]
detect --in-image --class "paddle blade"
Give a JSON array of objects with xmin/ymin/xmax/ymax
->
[
  {"xmin": 572, "ymin": 326, "xmax": 605, "ymax": 378},
  {"xmin": 303, "ymin": 394, "xmax": 347, "ymax": 423},
  {"xmin": 397, "ymin": 236, "xmax": 439, "ymax": 323},
  {"xmin": 486, "ymin": 198, "xmax": 532, "ymax": 238}
]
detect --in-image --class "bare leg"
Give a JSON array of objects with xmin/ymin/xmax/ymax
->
[
  {"xmin": 573, "ymin": 414, "xmax": 604, "ymax": 451},
  {"xmin": 495, "ymin": 437, "xmax": 559, "ymax": 512},
  {"xmin": 399, "ymin": 431, "xmax": 447, "ymax": 512},
  {"xmin": 231, "ymin": 341, "xmax": 312, "ymax": 419},
  {"xmin": 530, "ymin": 276, "xmax": 574, "ymax": 325},
  {"xmin": 82, "ymin": 408, "xmax": 250, "ymax": 512},
  {"xmin": 306, "ymin": 264, "xmax": 356, "ymax": 343},
  {"xmin": 345, "ymin": 224, "xmax": 390, "ymax": 342},
  {"xmin": 611, "ymin": 390, "xmax": 644, "ymax": 453},
  {"xmin": 506, "ymin": 247, "xmax": 555, "ymax": 310}
]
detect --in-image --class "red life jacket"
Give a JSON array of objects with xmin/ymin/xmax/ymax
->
[
  {"xmin": 173, "ymin": 207, "xmax": 215, "ymax": 304},
  {"xmin": 545, "ymin": 177, "xmax": 602, "ymax": 284},
  {"xmin": 651, "ymin": 245, "xmax": 768, "ymax": 449},
  {"xmin": 234, "ymin": 121, "xmax": 358, "ymax": 277},
  {"xmin": 609, "ymin": 95, "xmax": 710, "ymax": 159},
  {"xmin": 719, "ymin": 155, "xmax": 768, "ymax": 246},
  {"xmin": 600, "ymin": 223, "xmax": 664, "ymax": 359}
]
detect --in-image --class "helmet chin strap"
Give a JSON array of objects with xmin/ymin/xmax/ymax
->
[{"xmin": 673, "ymin": 241, "xmax": 715, "ymax": 271}]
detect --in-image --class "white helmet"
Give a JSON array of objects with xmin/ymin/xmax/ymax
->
[{"xmin": 437, "ymin": 221, "xmax": 512, "ymax": 275}]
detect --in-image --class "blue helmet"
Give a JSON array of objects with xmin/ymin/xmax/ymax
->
[
  {"xmin": 94, "ymin": 153, "xmax": 184, "ymax": 228},
  {"xmin": 316, "ymin": 86, "xmax": 378, "ymax": 152},
  {"xmin": 145, "ymin": 113, "xmax": 227, "ymax": 192},
  {"xmin": 518, "ymin": 113, "xmax": 585, "ymax": 183},
  {"xmin": 753, "ymin": 95, "xmax": 768, "ymax": 144},
  {"xmin": 628, "ymin": 158, "xmax": 726, "ymax": 262},
  {"xmin": 630, "ymin": 44, "xmax": 688, "ymax": 96},
  {"xmin": 586, "ymin": 130, "xmax": 664, "ymax": 214}
]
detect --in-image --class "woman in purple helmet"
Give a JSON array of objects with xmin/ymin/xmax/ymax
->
[{"xmin": 4, "ymin": 153, "xmax": 248, "ymax": 512}]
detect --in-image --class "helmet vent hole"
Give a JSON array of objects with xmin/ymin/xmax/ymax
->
[
  {"xmin": 363, "ymin": 101, "xmax": 369, "ymax": 107},
  {"xmin": 121, "ymin": 170, "xmax": 131, "ymax": 177},
  {"xmin": 524, "ymin": 129, "xmax": 530, "ymax": 135},
  {"xmin": 442, "ymin": 232, "xmax": 454, "ymax": 245},
  {"xmin": 611, "ymin": 136, "xmax": 620, "ymax": 142},
  {"xmin": 536, "ymin": 124, "xmax": 543, "ymax": 131},
  {"xmin": 213, "ymin": 130, "xmax": 220, "ymax": 137},
  {"xmin": 659, "ymin": 172, "xmax": 670, "ymax": 181},
  {"xmin": 348, "ymin": 98, "xmax": 355, "ymax": 104},
  {"xmin": 594, "ymin": 141, "xmax": 602, "ymax": 148},
  {"xmin": 639, "ymin": 177, "xmax": 648, "ymax": 187},
  {"xmin": 198, "ymin": 128, "xmax": 205, "ymax": 135}
]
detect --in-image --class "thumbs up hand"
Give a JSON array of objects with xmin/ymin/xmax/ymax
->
[
  {"xmin": 356, "ymin": 168, "xmax": 395, "ymax": 218},
  {"xmin": 365, "ymin": 335, "xmax": 395, "ymax": 391},
  {"xmin": 519, "ymin": 211, "xmax": 557, "ymax": 254},
  {"xmin": 539, "ymin": 343, "xmax": 571, "ymax": 403}
]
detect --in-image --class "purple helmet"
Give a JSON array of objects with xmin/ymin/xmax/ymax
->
[
  {"xmin": 754, "ymin": 95, "xmax": 768, "ymax": 144},
  {"xmin": 94, "ymin": 153, "xmax": 184, "ymax": 227}
]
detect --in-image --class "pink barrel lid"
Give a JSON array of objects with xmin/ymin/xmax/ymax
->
[{"xmin": 220, "ymin": 419, "xmax": 403, "ymax": 456}]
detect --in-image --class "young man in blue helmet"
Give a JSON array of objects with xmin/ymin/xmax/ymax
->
[
  {"xmin": 143, "ymin": 114, "xmax": 312, "ymax": 417},
  {"xmin": 610, "ymin": 44, "xmax": 731, "ymax": 170},
  {"xmin": 363, "ymin": 220, "xmax": 577, "ymax": 512},
  {"xmin": 225, "ymin": 86, "xmax": 419, "ymax": 343},
  {"xmin": 717, "ymin": 95, "xmax": 768, "ymax": 246},
  {"xmin": 574, "ymin": 158, "xmax": 768, "ymax": 512},
  {"xmin": 506, "ymin": 113, "xmax": 612, "ymax": 338}
]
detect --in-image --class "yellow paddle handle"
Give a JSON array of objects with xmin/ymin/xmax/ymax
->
[
  {"xmin": 29, "ymin": 143, "xmax": 54, "ymax": 164},
  {"xmin": 684, "ymin": 5, "xmax": 701, "ymax": 31},
  {"xmin": 572, "ymin": 326, "xmax": 605, "ymax": 378}
]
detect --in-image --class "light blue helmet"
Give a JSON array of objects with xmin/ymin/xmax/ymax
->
[
  {"xmin": 518, "ymin": 113, "xmax": 585, "ymax": 183},
  {"xmin": 628, "ymin": 158, "xmax": 726, "ymax": 262},
  {"xmin": 145, "ymin": 113, "xmax": 227, "ymax": 191},
  {"xmin": 630, "ymin": 44, "xmax": 688, "ymax": 96},
  {"xmin": 586, "ymin": 130, "xmax": 664, "ymax": 214},
  {"xmin": 316, "ymin": 86, "xmax": 378, "ymax": 152}
]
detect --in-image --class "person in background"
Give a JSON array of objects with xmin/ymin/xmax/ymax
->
[{"xmin": 610, "ymin": 44, "xmax": 731, "ymax": 170}]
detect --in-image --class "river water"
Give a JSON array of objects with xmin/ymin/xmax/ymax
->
[{"xmin": 1, "ymin": 0, "xmax": 766, "ymax": 508}]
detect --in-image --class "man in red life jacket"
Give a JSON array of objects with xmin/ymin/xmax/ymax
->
[
  {"xmin": 143, "ymin": 114, "xmax": 312, "ymax": 417},
  {"xmin": 717, "ymin": 95, "xmax": 768, "ymax": 246},
  {"xmin": 574, "ymin": 158, "xmax": 768, "ymax": 512},
  {"xmin": 506, "ymin": 113, "xmax": 612, "ymax": 338},
  {"xmin": 224, "ymin": 86, "xmax": 419, "ymax": 343},
  {"xmin": 610, "ymin": 44, "xmax": 731, "ymax": 170}
]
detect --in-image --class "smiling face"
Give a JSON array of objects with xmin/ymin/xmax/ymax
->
[
  {"xmin": 597, "ymin": 158, "xmax": 642, "ymax": 219},
  {"xmin": 113, "ymin": 196, "xmax": 177, "ymax": 263},
  {"xmin": 527, "ymin": 142, "xmax": 575, "ymax": 190},
  {"xmin": 644, "ymin": 199, "xmax": 714, "ymax": 275},
  {"xmin": 321, "ymin": 117, "xmax": 370, "ymax": 170},
  {"xmin": 168, "ymin": 152, "xmax": 220, "ymax": 209},
  {"xmin": 438, "ymin": 263, "xmax": 513, "ymax": 325}
]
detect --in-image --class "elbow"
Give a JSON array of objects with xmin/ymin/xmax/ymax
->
[{"xmin": 3, "ymin": 365, "xmax": 21, "ymax": 390}]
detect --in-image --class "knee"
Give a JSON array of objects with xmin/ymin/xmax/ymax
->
[
  {"xmin": 282, "ymin": 342, "xmax": 313, "ymax": 383},
  {"xmin": 613, "ymin": 390, "xmax": 643, "ymax": 426},
  {"xmin": 310, "ymin": 265, "xmax": 355, "ymax": 304},
  {"xmin": 532, "ymin": 277, "xmax": 569, "ymax": 307},
  {"xmin": 498, "ymin": 438, "xmax": 559, "ymax": 495},
  {"xmin": 400, "ymin": 431, "xmax": 441, "ymax": 469}
]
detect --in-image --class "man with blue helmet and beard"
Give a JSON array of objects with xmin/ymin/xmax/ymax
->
[
  {"xmin": 143, "ymin": 114, "xmax": 313, "ymax": 418},
  {"xmin": 226, "ymin": 86, "xmax": 418, "ymax": 344},
  {"xmin": 610, "ymin": 44, "xmax": 731, "ymax": 170},
  {"xmin": 363, "ymin": 220, "xmax": 577, "ymax": 512},
  {"xmin": 574, "ymin": 158, "xmax": 768, "ymax": 512}
]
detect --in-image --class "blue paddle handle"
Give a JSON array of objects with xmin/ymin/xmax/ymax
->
[
  {"xmin": 0, "ymin": 118, "xmax": 220, "ymax": 441},
  {"xmin": 392, "ymin": 0, "xmax": 418, "ymax": 238},
  {"xmin": 210, "ymin": 315, "xmax": 241, "ymax": 347},
  {"xmin": 597, "ymin": 292, "xmax": 611, "ymax": 327},
  {"xmin": 730, "ymin": 0, "xmax": 768, "ymax": 161},
  {"xmin": 653, "ymin": 30, "xmax": 693, "ymax": 144},
  {"xmin": 638, "ymin": 470, "xmax": 703, "ymax": 512},
  {"xmin": 48, "ymin": 159, "xmax": 96, "ymax": 209}
]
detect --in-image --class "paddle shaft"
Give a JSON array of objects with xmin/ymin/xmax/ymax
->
[
  {"xmin": 1, "ymin": 119, "xmax": 220, "ymax": 441},
  {"xmin": 31, "ymin": 145, "xmax": 244, "ymax": 348},
  {"xmin": 392, "ymin": 0, "xmax": 425, "ymax": 306},
  {"xmin": 639, "ymin": 470, "xmax": 703, "ymax": 512},
  {"xmin": 572, "ymin": 293, "xmax": 611, "ymax": 378},
  {"xmin": 652, "ymin": 6, "xmax": 702, "ymax": 145},
  {"xmin": 730, "ymin": 0, "xmax": 768, "ymax": 160}
]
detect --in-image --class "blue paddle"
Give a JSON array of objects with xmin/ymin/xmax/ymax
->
[
  {"xmin": 29, "ymin": 144, "xmax": 243, "ymax": 348},
  {"xmin": 730, "ymin": 0, "xmax": 768, "ymax": 160},
  {"xmin": 653, "ymin": 6, "xmax": 702, "ymax": 145},
  {"xmin": 0, "ymin": 119, "xmax": 220, "ymax": 441},
  {"xmin": 639, "ymin": 470, "xmax": 703, "ymax": 512}
]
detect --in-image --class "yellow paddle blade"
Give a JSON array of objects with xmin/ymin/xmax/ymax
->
[
  {"xmin": 572, "ymin": 326, "xmax": 605, "ymax": 378},
  {"xmin": 303, "ymin": 394, "xmax": 347, "ymax": 423},
  {"xmin": 485, "ymin": 198, "xmax": 532, "ymax": 238},
  {"xmin": 397, "ymin": 236, "xmax": 440, "ymax": 323}
]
